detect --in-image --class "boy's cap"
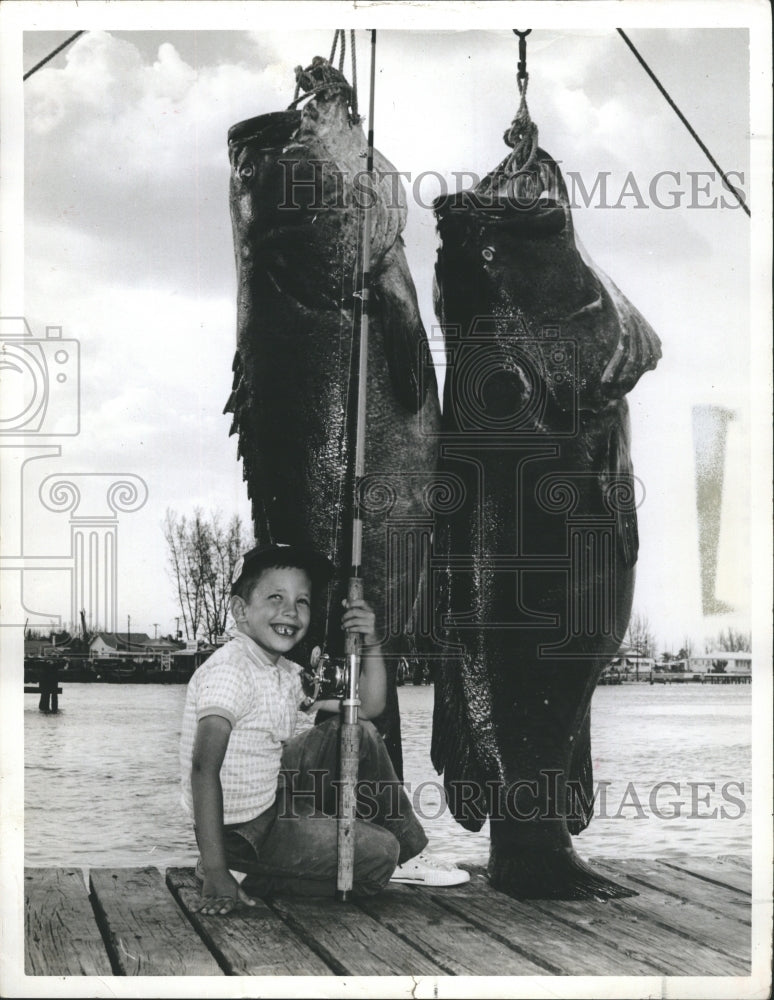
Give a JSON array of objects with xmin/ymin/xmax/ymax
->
[{"xmin": 231, "ymin": 543, "xmax": 335, "ymax": 594}]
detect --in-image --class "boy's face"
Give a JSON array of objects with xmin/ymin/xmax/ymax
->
[{"xmin": 232, "ymin": 566, "xmax": 312, "ymax": 662}]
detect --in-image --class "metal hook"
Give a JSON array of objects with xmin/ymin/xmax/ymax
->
[{"xmin": 513, "ymin": 28, "xmax": 532, "ymax": 81}]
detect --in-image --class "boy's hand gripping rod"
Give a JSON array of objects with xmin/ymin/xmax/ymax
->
[{"xmin": 337, "ymin": 28, "xmax": 377, "ymax": 903}]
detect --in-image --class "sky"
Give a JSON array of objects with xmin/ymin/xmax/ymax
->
[{"xmin": 1, "ymin": 4, "xmax": 769, "ymax": 655}]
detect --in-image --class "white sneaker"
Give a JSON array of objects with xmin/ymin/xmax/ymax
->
[{"xmin": 390, "ymin": 852, "xmax": 471, "ymax": 887}]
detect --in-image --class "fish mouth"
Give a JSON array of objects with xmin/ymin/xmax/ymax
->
[
  {"xmin": 228, "ymin": 111, "xmax": 302, "ymax": 149},
  {"xmin": 434, "ymin": 151, "xmax": 569, "ymax": 236}
]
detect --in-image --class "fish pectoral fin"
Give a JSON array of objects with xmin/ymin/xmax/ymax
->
[
  {"xmin": 605, "ymin": 405, "xmax": 640, "ymax": 568},
  {"xmin": 597, "ymin": 273, "xmax": 663, "ymax": 397},
  {"xmin": 372, "ymin": 241, "xmax": 437, "ymax": 413}
]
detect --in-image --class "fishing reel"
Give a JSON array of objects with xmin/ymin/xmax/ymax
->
[{"xmin": 300, "ymin": 646, "xmax": 350, "ymax": 709}]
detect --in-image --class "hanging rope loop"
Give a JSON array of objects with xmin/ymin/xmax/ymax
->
[
  {"xmin": 503, "ymin": 29, "xmax": 537, "ymax": 172},
  {"xmin": 289, "ymin": 29, "xmax": 361, "ymax": 124}
]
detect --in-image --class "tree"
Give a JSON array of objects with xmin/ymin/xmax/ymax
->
[
  {"xmin": 200, "ymin": 511, "xmax": 247, "ymax": 642},
  {"xmin": 624, "ymin": 610, "xmax": 656, "ymax": 660},
  {"xmin": 711, "ymin": 627, "xmax": 751, "ymax": 653},
  {"xmin": 163, "ymin": 509, "xmax": 248, "ymax": 642},
  {"xmin": 705, "ymin": 627, "xmax": 751, "ymax": 672}
]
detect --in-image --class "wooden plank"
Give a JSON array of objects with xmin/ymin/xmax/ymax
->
[
  {"xmin": 590, "ymin": 861, "xmax": 751, "ymax": 960},
  {"xmin": 267, "ymin": 893, "xmax": 449, "ymax": 976},
  {"xmin": 89, "ymin": 867, "xmax": 222, "ymax": 975},
  {"xmin": 658, "ymin": 858, "xmax": 752, "ymax": 895},
  {"xmin": 529, "ymin": 897, "xmax": 749, "ymax": 976},
  {"xmin": 434, "ymin": 867, "xmax": 728, "ymax": 976},
  {"xmin": 604, "ymin": 892, "xmax": 751, "ymax": 967},
  {"xmin": 425, "ymin": 879, "xmax": 663, "ymax": 976},
  {"xmin": 25, "ymin": 868, "xmax": 112, "ymax": 976},
  {"xmin": 166, "ymin": 868, "xmax": 333, "ymax": 976},
  {"xmin": 357, "ymin": 884, "xmax": 552, "ymax": 975},
  {"xmin": 589, "ymin": 858, "xmax": 751, "ymax": 925},
  {"xmin": 458, "ymin": 862, "xmax": 749, "ymax": 970}
]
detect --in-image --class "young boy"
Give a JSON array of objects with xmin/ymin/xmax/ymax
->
[{"xmin": 180, "ymin": 543, "xmax": 465, "ymax": 915}]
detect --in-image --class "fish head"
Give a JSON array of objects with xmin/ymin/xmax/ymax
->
[
  {"xmin": 229, "ymin": 107, "xmax": 357, "ymax": 307},
  {"xmin": 228, "ymin": 110, "xmax": 305, "ymax": 242},
  {"xmin": 433, "ymin": 148, "xmax": 661, "ymax": 415},
  {"xmin": 433, "ymin": 150, "xmax": 577, "ymax": 318},
  {"xmin": 229, "ymin": 66, "xmax": 405, "ymax": 305}
]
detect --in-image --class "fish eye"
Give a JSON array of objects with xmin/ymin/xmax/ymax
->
[
  {"xmin": 238, "ymin": 162, "xmax": 255, "ymax": 181},
  {"xmin": 481, "ymin": 246, "xmax": 495, "ymax": 262}
]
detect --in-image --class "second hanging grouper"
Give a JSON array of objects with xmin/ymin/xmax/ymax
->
[{"xmin": 430, "ymin": 106, "xmax": 662, "ymax": 899}]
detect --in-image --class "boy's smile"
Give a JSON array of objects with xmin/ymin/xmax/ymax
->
[{"xmin": 234, "ymin": 566, "xmax": 312, "ymax": 662}]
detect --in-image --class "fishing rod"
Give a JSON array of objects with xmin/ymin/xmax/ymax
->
[{"xmin": 337, "ymin": 26, "xmax": 377, "ymax": 903}]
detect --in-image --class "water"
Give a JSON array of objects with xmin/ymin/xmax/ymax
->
[{"xmin": 24, "ymin": 683, "xmax": 751, "ymax": 870}]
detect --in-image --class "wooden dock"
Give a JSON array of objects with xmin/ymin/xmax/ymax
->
[{"xmin": 23, "ymin": 856, "xmax": 752, "ymax": 977}]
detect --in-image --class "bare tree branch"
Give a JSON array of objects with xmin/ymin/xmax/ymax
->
[{"xmin": 163, "ymin": 508, "xmax": 249, "ymax": 642}]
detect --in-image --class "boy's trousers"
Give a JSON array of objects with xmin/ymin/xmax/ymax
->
[{"xmin": 218, "ymin": 718, "xmax": 428, "ymax": 897}]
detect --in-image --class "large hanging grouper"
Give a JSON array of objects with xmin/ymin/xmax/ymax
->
[
  {"xmin": 430, "ymin": 108, "xmax": 662, "ymax": 898},
  {"xmin": 225, "ymin": 59, "xmax": 441, "ymax": 776}
]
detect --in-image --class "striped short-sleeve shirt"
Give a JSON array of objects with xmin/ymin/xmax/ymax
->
[{"xmin": 179, "ymin": 631, "xmax": 303, "ymax": 825}]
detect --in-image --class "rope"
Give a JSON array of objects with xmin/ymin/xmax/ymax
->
[
  {"xmin": 617, "ymin": 28, "xmax": 750, "ymax": 217},
  {"xmin": 502, "ymin": 91, "xmax": 539, "ymax": 172},
  {"xmin": 338, "ymin": 29, "xmax": 346, "ymax": 73},
  {"xmin": 350, "ymin": 29, "xmax": 359, "ymax": 121},
  {"xmin": 330, "ymin": 29, "xmax": 341, "ymax": 65},
  {"xmin": 503, "ymin": 29, "xmax": 538, "ymax": 172},
  {"xmin": 287, "ymin": 79, "xmax": 350, "ymax": 109},
  {"xmin": 478, "ymin": 27, "xmax": 537, "ymax": 193},
  {"xmin": 289, "ymin": 33, "xmax": 361, "ymax": 124},
  {"xmin": 23, "ymin": 31, "xmax": 85, "ymax": 81}
]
